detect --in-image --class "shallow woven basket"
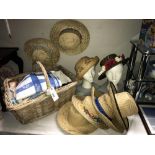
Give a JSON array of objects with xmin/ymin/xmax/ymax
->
[{"xmin": 4, "ymin": 61, "xmax": 77, "ymax": 124}]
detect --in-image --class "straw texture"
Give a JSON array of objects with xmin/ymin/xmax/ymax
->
[
  {"xmin": 75, "ymin": 56, "xmax": 99, "ymax": 80},
  {"xmin": 24, "ymin": 38, "xmax": 60, "ymax": 67},
  {"xmin": 4, "ymin": 62, "xmax": 77, "ymax": 124},
  {"xmin": 72, "ymin": 95, "xmax": 109, "ymax": 129},
  {"xmin": 57, "ymin": 101, "xmax": 97, "ymax": 135},
  {"xmin": 50, "ymin": 20, "xmax": 90, "ymax": 55}
]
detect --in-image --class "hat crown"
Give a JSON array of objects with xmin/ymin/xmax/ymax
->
[
  {"xmin": 59, "ymin": 32, "xmax": 81, "ymax": 50},
  {"xmin": 32, "ymin": 49, "xmax": 49, "ymax": 61},
  {"xmin": 100, "ymin": 54, "xmax": 117, "ymax": 66},
  {"xmin": 75, "ymin": 56, "xmax": 99, "ymax": 80}
]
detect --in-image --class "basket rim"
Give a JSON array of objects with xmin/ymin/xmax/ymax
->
[{"xmin": 4, "ymin": 78, "xmax": 77, "ymax": 111}]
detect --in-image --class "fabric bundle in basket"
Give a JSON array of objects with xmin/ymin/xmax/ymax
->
[
  {"xmin": 15, "ymin": 71, "xmax": 72, "ymax": 102},
  {"xmin": 4, "ymin": 61, "xmax": 77, "ymax": 124}
]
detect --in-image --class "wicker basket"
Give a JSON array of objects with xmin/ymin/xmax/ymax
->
[{"xmin": 4, "ymin": 61, "xmax": 77, "ymax": 124}]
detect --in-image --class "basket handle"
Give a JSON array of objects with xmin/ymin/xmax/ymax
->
[
  {"xmin": 36, "ymin": 61, "xmax": 51, "ymax": 89},
  {"xmin": 36, "ymin": 61, "xmax": 59, "ymax": 101}
]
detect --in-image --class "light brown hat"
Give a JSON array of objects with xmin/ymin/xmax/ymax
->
[
  {"xmin": 72, "ymin": 95, "xmax": 109, "ymax": 129},
  {"xmin": 75, "ymin": 56, "xmax": 99, "ymax": 80},
  {"xmin": 92, "ymin": 82, "xmax": 138, "ymax": 133},
  {"xmin": 50, "ymin": 20, "xmax": 90, "ymax": 55},
  {"xmin": 57, "ymin": 101, "xmax": 97, "ymax": 135},
  {"xmin": 24, "ymin": 38, "xmax": 60, "ymax": 67}
]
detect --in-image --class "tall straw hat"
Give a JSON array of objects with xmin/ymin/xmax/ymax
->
[
  {"xmin": 24, "ymin": 38, "xmax": 60, "ymax": 66},
  {"xmin": 50, "ymin": 20, "xmax": 90, "ymax": 55},
  {"xmin": 92, "ymin": 82, "xmax": 138, "ymax": 133},
  {"xmin": 57, "ymin": 101, "xmax": 97, "ymax": 135},
  {"xmin": 75, "ymin": 56, "xmax": 99, "ymax": 80},
  {"xmin": 98, "ymin": 53, "xmax": 129, "ymax": 80},
  {"xmin": 72, "ymin": 95, "xmax": 109, "ymax": 129}
]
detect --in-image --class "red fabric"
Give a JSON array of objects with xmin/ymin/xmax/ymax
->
[{"xmin": 105, "ymin": 59, "xmax": 117, "ymax": 71}]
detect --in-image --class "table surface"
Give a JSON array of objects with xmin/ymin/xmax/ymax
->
[{"xmin": 0, "ymin": 111, "xmax": 147, "ymax": 135}]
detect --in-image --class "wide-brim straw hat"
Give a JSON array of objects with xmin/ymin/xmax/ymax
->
[
  {"xmin": 50, "ymin": 20, "xmax": 90, "ymax": 55},
  {"xmin": 91, "ymin": 82, "xmax": 138, "ymax": 133},
  {"xmin": 57, "ymin": 101, "xmax": 97, "ymax": 135},
  {"xmin": 72, "ymin": 95, "xmax": 109, "ymax": 129},
  {"xmin": 107, "ymin": 82, "xmax": 138, "ymax": 129},
  {"xmin": 75, "ymin": 56, "xmax": 99, "ymax": 80},
  {"xmin": 24, "ymin": 38, "xmax": 60, "ymax": 66},
  {"xmin": 91, "ymin": 87, "xmax": 125, "ymax": 133}
]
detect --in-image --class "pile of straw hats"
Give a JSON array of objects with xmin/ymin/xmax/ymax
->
[{"xmin": 57, "ymin": 82, "xmax": 138, "ymax": 134}]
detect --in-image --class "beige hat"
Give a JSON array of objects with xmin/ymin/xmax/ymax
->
[
  {"xmin": 75, "ymin": 56, "xmax": 99, "ymax": 80},
  {"xmin": 24, "ymin": 38, "xmax": 60, "ymax": 67},
  {"xmin": 57, "ymin": 101, "xmax": 97, "ymax": 135},
  {"xmin": 72, "ymin": 95, "xmax": 109, "ymax": 129},
  {"xmin": 92, "ymin": 82, "xmax": 138, "ymax": 133},
  {"xmin": 50, "ymin": 20, "xmax": 90, "ymax": 55}
]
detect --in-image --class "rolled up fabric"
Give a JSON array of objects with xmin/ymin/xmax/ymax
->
[{"xmin": 15, "ymin": 70, "xmax": 71, "ymax": 101}]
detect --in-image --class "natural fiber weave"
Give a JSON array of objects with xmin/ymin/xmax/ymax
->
[
  {"xmin": 57, "ymin": 101, "xmax": 97, "ymax": 135},
  {"xmin": 4, "ymin": 61, "xmax": 77, "ymax": 124},
  {"xmin": 72, "ymin": 95, "xmax": 108, "ymax": 129},
  {"xmin": 24, "ymin": 38, "xmax": 60, "ymax": 67},
  {"xmin": 50, "ymin": 20, "xmax": 90, "ymax": 55}
]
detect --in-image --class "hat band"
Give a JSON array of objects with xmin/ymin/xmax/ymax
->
[
  {"xmin": 95, "ymin": 98, "xmax": 112, "ymax": 121},
  {"xmin": 59, "ymin": 28, "xmax": 82, "ymax": 41},
  {"xmin": 83, "ymin": 107, "xmax": 103, "ymax": 123}
]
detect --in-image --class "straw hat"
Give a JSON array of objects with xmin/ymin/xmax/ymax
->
[
  {"xmin": 75, "ymin": 56, "xmax": 99, "ymax": 80},
  {"xmin": 24, "ymin": 38, "xmax": 60, "ymax": 66},
  {"xmin": 72, "ymin": 95, "xmax": 109, "ymax": 129},
  {"xmin": 50, "ymin": 20, "xmax": 90, "ymax": 55},
  {"xmin": 98, "ymin": 53, "xmax": 129, "ymax": 80},
  {"xmin": 91, "ymin": 82, "xmax": 138, "ymax": 133},
  {"xmin": 57, "ymin": 101, "xmax": 97, "ymax": 135}
]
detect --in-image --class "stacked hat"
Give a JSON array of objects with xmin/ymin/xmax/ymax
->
[
  {"xmin": 91, "ymin": 82, "xmax": 138, "ymax": 133},
  {"xmin": 57, "ymin": 81, "xmax": 138, "ymax": 134},
  {"xmin": 57, "ymin": 100, "xmax": 97, "ymax": 135},
  {"xmin": 75, "ymin": 56, "xmax": 99, "ymax": 80},
  {"xmin": 98, "ymin": 53, "xmax": 129, "ymax": 80}
]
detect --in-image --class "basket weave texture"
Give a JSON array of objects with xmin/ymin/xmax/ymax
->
[{"xmin": 4, "ymin": 61, "xmax": 77, "ymax": 124}]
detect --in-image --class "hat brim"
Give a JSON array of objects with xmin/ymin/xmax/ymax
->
[
  {"xmin": 98, "ymin": 58, "xmax": 129, "ymax": 80},
  {"xmin": 50, "ymin": 20, "xmax": 90, "ymax": 55},
  {"xmin": 72, "ymin": 95, "xmax": 109, "ymax": 129},
  {"xmin": 91, "ymin": 87, "xmax": 125, "ymax": 133},
  {"xmin": 57, "ymin": 101, "xmax": 97, "ymax": 135},
  {"xmin": 108, "ymin": 82, "xmax": 129, "ymax": 131}
]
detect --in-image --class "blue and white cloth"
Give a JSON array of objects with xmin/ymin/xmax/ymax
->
[{"xmin": 15, "ymin": 70, "xmax": 72, "ymax": 101}]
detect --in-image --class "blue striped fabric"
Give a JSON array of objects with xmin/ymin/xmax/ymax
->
[{"xmin": 16, "ymin": 73, "xmax": 61, "ymax": 101}]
